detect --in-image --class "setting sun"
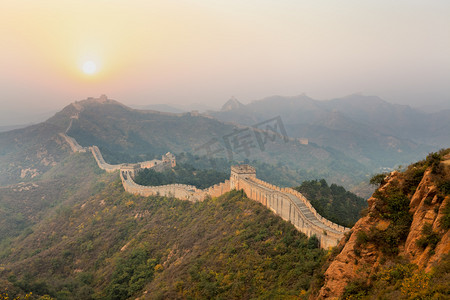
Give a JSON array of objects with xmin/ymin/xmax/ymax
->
[{"xmin": 82, "ymin": 61, "xmax": 97, "ymax": 75}]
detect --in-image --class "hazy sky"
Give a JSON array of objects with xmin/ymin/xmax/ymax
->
[{"xmin": 1, "ymin": 0, "xmax": 449, "ymax": 124}]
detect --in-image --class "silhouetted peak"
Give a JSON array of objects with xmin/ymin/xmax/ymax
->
[{"xmin": 221, "ymin": 96, "xmax": 244, "ymax": 111}]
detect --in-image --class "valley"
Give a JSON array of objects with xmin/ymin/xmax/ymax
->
[
  {"xmin": 57, "ymin": 113, "xmax": 350, "ymax": 248},
  {"xmin": 2, "ymin": 2, "xmax": 449, "ymax": 299},
  {"xmin": 0, "ymin": 96, "xmax": 448, "ymax": 299}
]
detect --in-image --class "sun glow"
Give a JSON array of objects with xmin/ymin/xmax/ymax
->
[{"xmin": 82, "ymin": 61, "xmax": 97, "ymax": 75}]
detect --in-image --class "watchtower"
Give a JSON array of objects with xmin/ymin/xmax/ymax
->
[
  {"xmin": 230, "ymin": 164, "xmax": 256, "ymax": 190},
  {"xmin": 162, "ymin": 152, "xmax": 176, "ymax": 167},
  {"xmin": 121, "ymin": 163, "xmax": 140, "ymax": 177}
]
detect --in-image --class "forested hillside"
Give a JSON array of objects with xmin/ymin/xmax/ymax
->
[
  {"xmin": 2, "ymin": 97, "xmax": 448, "ymax": 300},
  {"xmin": 134, "ymin": 163, "xmax": 228, "ymax": 189},
  {"xmin": 0, "ymin": 153, "xmax": 325, "ymax": 299},
  {"xmin": 0, "ymin": 153, "xmax": 114, "ymax": 260},
  {"xmin": 60, "ymin": 98, "xmax": 371, "ymax": 193},
  {"xmin": 209, "ymin": 94, "xmax": 442, "ymax": 167}
]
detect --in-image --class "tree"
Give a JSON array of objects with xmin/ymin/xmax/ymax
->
[{"xmin": 370, "ymin": 173, "xmax": 387, "ymax": 186}]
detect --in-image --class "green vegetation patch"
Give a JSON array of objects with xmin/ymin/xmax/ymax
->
[
  {"xmin": 294, "ymin": 179, "xmax": 367, "ymax": 227},
  {"xmin": 369, "ymin": 186, "xmax": 412, "ymax": 256},
  {"xmin": 416, "ymin": 223, "xmax": 440, "ymax": 251},
  {"xmin": 342, "ymin": 256, "xmax": 450, "ymax": 299},
  {"xmin": 0, "ymin": 153, "xmax": 113, "ymax": 260},
  {"xmin": 133, "ymin": 163, "xmax": 229, "ymax": 189},
  {"xmin": 441, "ymin": 203, "xmax": 450, "ymax": 230},
  {"xmin": 369, "ymin": 173, "xmax": 388, "ymax": 187},
  {"xmin": 1, "ymin": 183, "xmax": 325, "ymax": 299},
  {"xmin": 403, "ymin": 148, "xmax": 450, "ymax": 195},
  {"xmin": 105, "ymin": 248, "xmax": 158, "ymax": 300}
]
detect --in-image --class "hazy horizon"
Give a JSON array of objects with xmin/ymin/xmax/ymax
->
[{"xmin": 1, "ymin": 1, "xmax": 449, "ymax": 125}]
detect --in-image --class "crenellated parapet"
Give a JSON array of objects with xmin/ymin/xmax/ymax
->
[
  {"xmin": 230, "ymin": 165, "xmax": 256, "ymax": 189},
  {"xmin": 207, "ymin": 180, "xmax": 231, "ymax": 198},
  {"xmin": 61, "ymin": 112, "xmax": 348, "ymax": 248},
  {"xmin": 90, "ymin": 146, "xmax": 123, "ymax": 172},
  {"xmin": 59, "ymin": 133, "xmax": 87, "ymax": 153},
  {"xmin": 277, "ymin": 183, "xmax": 348, "ymax": 233},
  {"xmin": 231, "ymin": 166, "xmax": 350, "ymax": 248},
  {"xmin": 120, "ymin": 170, "xmax": 208, "ymax": 202}
]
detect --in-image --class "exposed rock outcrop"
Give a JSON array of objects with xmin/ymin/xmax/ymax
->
[{"xmin": 316, "ymin": 151, "xmax": 450, "ymax": 299}]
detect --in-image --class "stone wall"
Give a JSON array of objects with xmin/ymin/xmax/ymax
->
[
  {"xmin": 250, "ymin": 178, "xmax": 348, "ymax": 233},
  {"xmin": 90, "ymin": 146, "xmax": 123, "ymax": 172},
  {"xmin": 120, "ymin": 170, "xmax": 207, "ymax": 202},
  {"xmin": 120, "ymin": 168, "xmax": 231, "ymax": 202},
  {"xmin": 59, "ymin": 133, "xmax": 87, "ymax": 153},
  {"xmin": 61, "ymin": 115, "xmax": 348, "ymax": 248},
  {"xmin": 231, "ymin": 174, "xmax": 349, "ymax": 248},
  {"xmin": 118, "ymin": 155, "xmax": 349, "ymax": 248},
  {"xmin": 140, "ymin": 159, "xmax": 162, "ymax": 169},
  {"xmin": 206, "ymin": 180, "xmax": 231, "ymax": 197},
  {"xmin": 120, "ymin": 160, "xmax": 349, "ymax": 248}
]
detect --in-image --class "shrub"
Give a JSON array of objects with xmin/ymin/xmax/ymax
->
[
  {"xmin": 402, "ymin": 165, "xmax": 426, "ymax": 194},
  {"xmin": 438, "ymin": 181, "xmax": 450, "ymax": 195},
  {"xmin": 355, "ymin": 231, "xmax": 369, "ymax": 246},
  {"xmin": 342, "ymin": 278, "xmax": 371, "ymax": 299},
  {"xmin": 307, "ymin": 235, "xmax": 320, "ymax": 249},
  {"xmin": 134, "ymin": 163, "xmax": 228, "ymax": 189},
  {"xmin": 416, "ymin": 223, "xmax": 440, "ymax": 250},
  {"xmin": 441, "ymin": 203, "xmax": 450, "ymax": 230},
  {"xmin": 383, "ymin": 188, "xmax": 410, "ymax": 222},
  {"xmin": 377, "ymin": 263, "xmax": 417, "ymax": 284},
  {"xmin": 373, "ymin": 187, "xmax": 412, "ymax": 256},
  {"xmin": 423, "ymin": 195, "xmax": 433, "ymax": 206},
  {"xmin": 400, "ymin": 271, "xmax": 431, "ymax": 299},
  {"xmin": 105, "ymin": 248, "xmax": 158, "ymax": 300},
  {"xmin": 0, "ymin": 291, "xmax": 32, "ymax": 300},
  {"xmin": 363, "ymin": 220, "xmax": 411, "ymax": 257},
  {"xmin": 359, "ymin": 208, "xmax": 369, "ymax": 217},
  {"xmin": 426, "ymin": 152, "xmax": 442, "ymax": 174}
]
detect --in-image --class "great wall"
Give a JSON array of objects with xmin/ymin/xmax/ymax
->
[{"xmin": 61, "ymin": 100, "xmax": 349, "ymax": 248}]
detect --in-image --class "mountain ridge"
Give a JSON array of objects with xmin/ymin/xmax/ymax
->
[
  {"xmin": 0, "ymin": 96, "xmax": 374, "ymax": 197},
  {"xmin": 207, "ymin": 94, "xmax": 446, "ymax": 169},
  {"xmin": 0, "ymin": 95, "xmax": 448, "ymax": 299},
  {"xmin": 0, "ymin": 152, "xmax": 326, "ymax": 299}
]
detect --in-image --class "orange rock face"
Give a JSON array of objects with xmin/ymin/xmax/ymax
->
[{"xmin": 317, "ymin": 160, "xmax": 450, "ymax": 299}]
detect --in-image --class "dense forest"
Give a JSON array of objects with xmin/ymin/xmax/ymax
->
[
  {"xmin": 1, "ymin": 185, "xmax": 325, "ymax": 299},
  {"xmin": 294, "ymin": 179, "xmax": 367, "ymax": 227},
  {"xmin": 133, "ymin": 163, "xmax": 229, "ymax": 189},
  {"xmin": 133, "ymin": 159, "xmax": 368, "ymax": 228}
]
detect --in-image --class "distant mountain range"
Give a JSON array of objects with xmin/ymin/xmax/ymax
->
[
  {"xmin": 130, "ymin": 102, "xmax": 218, "ymax": 114},
  {"xmin": 0, "ymin": 124, "xmax": 31, "ymax": 132},
  {"xmin": 0, "ymin": 109, "xmax": 57, "ymax": 128},
  {"xmin": 0, "ymin": 97, "xmax": 365, "ymax": 195},
  {"xmin": 207, "ymin": 94, "xmax": 449, "ymax": 168},
  {"xmin": 0, "ymin": 94, "xmax": 448, "ymax": 197},
  {"xmin": 0, "ymin": 95, "xmax": 448, "ymax": 298},
  {"xmin": 129, "ymin": 103, "xmax": 185, "ymax": 114}
]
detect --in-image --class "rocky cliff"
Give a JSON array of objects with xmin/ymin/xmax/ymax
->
[{"xmin": 315, "ymin": 149, "xmax": 450, "ymax": 299}]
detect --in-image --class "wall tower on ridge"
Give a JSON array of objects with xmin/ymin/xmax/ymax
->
[{"xmin": 230, "ymin": 164, "xmax": 256, "ymax": 190}]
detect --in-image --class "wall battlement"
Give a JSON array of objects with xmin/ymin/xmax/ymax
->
[
  {"xmin": 89, "ymin": 145, "xmax": 176, "ymax": 175},
  {"xmin": 230, "ymin": 166, "xmax": 349, "ymax": 248},
  {"xmin": 120, "ymin": 161, "xmax": 349, "ymax": 248},
  {"xmin": 61, "ymin": 112, "xmax": 348, "ymax": 249},
  {"xmin": 59, "ymin": 133, "xmax": 87, "ymax": 153}
]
